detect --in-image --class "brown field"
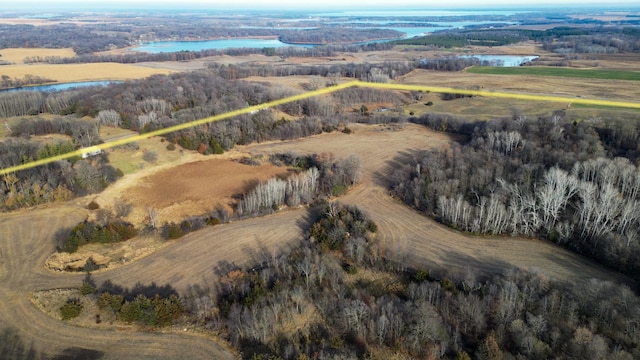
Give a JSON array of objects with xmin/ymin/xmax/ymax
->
[{"xmin": 124, "ymin": 157, "xmax": 290, "ymax": 224}]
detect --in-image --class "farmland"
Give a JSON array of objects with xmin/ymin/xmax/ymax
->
[
  {"xmin": 467, "ymin": 65, "xmax": 640, "ymax": 81},
  {"xmin": 2, "ymin": 5, "xmax": 640, "ymax": 360}
]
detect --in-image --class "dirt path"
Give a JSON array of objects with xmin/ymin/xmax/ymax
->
[{"xmin": 0, "ymin": 123, "xmax": 632, "ymax": 359}]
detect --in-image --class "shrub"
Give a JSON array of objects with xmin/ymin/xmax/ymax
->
[
  {"xmin": 142, "ymin": 150, "xmax": 158, "ymax": 163},
  {"xmin": 87, "ymin": 200, "xmax": 100, "ymax": 210},
  {"xmin": 60, "ymin": 298, "xmax": 83, "ymax": 320},
  {"xmin": 163, "ymin": 222, "xmax": 184, "ymax": 240},
  {"xmin": 412, "ymin": 269, "xmax": 431, "ymax": 282},
  {"xmin": 166, "ymin": 143, "xmax": 176, "ymax": 151},
  {"xmin": 425, "ymin": 101, "xmax": 434, "ymax": 106}
]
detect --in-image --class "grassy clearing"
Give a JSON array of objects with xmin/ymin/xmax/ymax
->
[
  {"xmin": 404, "ymin": 94, "xmax": 566, "ymax": 120},
  {"xmin": 0, "ymin": 48, "xmax": 76, "ymax": 64},
  {"xmin": 466, "ymin": 66, "xmax": 640, "ymax": 81},
  {"xmin": 570, "ymin": 102, "xmax": 640, "ymax": 112},
  {"xmin": 0, "ymin": 63, "xmax": 176, "ymax": 83}
]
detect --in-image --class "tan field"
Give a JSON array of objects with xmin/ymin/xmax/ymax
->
[
  {"xmin": 0, "ymin": 62, "xmax": 176, "ymax": 83},
  {"xmin": 0, "ymin": 48, "xmax": 77, "ymax": 64}
]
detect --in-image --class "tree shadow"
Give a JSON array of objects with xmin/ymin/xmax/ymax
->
[
  {"xmin": 0, "ymin": 327, "xmax": 39, "ymax": 360},
  {"xmin": 374, "ymin": 148, "xmax": 425, "ymax": 189},
  {"xmin": 52, "ymin": 226, "xmax": 73, "ymax": 251},
  {"xmin": 51, "ymin": 347, "xmax": 104, "ymax": 360},
  {"xmin": 98, "ymin": 280, "xmax": 178, "ymax": 302},
  {"xmin": 296, "ymin": 206, "xmax": 323, "ymax": 233}
]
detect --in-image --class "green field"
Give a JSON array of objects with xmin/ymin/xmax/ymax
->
[{"xmin": 466, "ymin": 66, "xmax": 640, "ymax": 81}]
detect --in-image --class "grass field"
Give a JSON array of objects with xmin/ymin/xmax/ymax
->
[
  {"xmin": 0, "ymin": 48, "xmax": 76, "ymax": 64},
  {"xmin": 467, "ymin": 66, "xmax": 640, "ymax": 81},
  {"xmin": 0, "ymin": 63, "xmax": 176, "ymax": 83}
]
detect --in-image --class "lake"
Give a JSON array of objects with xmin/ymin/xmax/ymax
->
[
  {"xmin": 131, "ymin": 38, "xmax": 315, "ymax": 53},
  {"xmin": 311, "ymin": 10, "xmax": 528, "ymax": 17},
  {"xmin": 130, "ymin": 17, "xmax": 518, "ymax": 53},
  {"xmin": 460, "ymin": 55, "xmax": 539, "ymax": 67},
  {"xmin": 1, "ymin": 81, "xmax": 119, "ymax": 93}
]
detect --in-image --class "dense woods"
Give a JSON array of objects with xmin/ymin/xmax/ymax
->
[
  {"xmin": 183, "ymin": 203, "xmax": 640, "ymax": 359},
  {"xmin": 392, "ymin": 114, "xmax": 640, "ymax": 280}
]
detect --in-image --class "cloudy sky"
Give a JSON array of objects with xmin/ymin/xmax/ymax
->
[{"xmin": 4, "ymin": 0, "xmax": 639, "ymax": 11}]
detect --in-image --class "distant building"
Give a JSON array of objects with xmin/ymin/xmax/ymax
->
[{"xmin": 81, "ymin": 146, "xmax": 103, "ymax": 159}]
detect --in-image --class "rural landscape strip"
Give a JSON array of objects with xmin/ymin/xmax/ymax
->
[{"xmin": 2, "ymin": 80, "xmax": 640, "ymax": 176}]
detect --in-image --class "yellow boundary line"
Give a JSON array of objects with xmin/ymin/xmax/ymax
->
[{"xmin": 2, "ymin": 80, "xmax": 640, "ymax": 175}]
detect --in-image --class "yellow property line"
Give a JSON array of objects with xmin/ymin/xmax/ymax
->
[{"xmin": 2, "ymin": 80, "xmax": 640, "ymax": 175}]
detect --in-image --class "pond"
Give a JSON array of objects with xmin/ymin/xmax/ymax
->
[{"xmin": 1, "ymin": 81, "xmax": 120, "ymax": 93}]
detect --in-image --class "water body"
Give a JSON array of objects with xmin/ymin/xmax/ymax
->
[
  {"xmin": 1, "ymin": 81, "xmax": 119, "ymax": 93},
  {"xmin": 131, "ymin": 38, "xmax": 315, "ymax": 53},
  {"xmin": 312, "ymin": 10, "xmax": 527, "ymax": 17},
  {"xmin": 460, "ymin": 55, "xmax": 539, "ymax": 67}
]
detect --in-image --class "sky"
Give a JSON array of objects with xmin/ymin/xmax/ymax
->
[{"xmin": 3, "ymin": 0, "xmax": 640, "ymax": 11}]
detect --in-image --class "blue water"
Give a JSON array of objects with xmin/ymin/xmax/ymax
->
[
  {"xmin": 1, "ymin": 81, "xmax": 119, "ymax": 93},
  {"xmin": 132, "ymin": 38, "xmax": 315, "ymax": 53},
  {"xmin": 460, "ymin": 55, "xmax": 539, "ymax": 67}
]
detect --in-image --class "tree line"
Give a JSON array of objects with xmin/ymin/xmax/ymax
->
[{"xmin": 392, "ymin": 113, "xmax": 640, "ymax": 280}]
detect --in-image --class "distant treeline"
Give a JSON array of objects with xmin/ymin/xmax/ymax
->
[
  {"xmin": 278, "ymin": 28, "xmax": 403, "ymax": 44},
  {"xmin": 0, "ymin": 24, "xmax": 131, "ymax": 54},
  {"xmin": 395, "ymin": 26, "xmax": 640, "ymax": 53},
  {"xmin": 23, "ymin": 41, "xmax": 395, "ymax": 65}
]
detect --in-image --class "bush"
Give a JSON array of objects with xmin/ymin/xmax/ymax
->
[
  {"xmin": 61, "ymin": 220, "xmax": 138, "ymax": 254},
  {"xmin": 163, "ymin": 222, "xmax": 184, "ymax": 240},
  {"xmin": 425, "ymin": 101, "xmax": 434, "ymax": 106},
  {"xmin": 60, "ymin": 298, "xmax": 83, "ymax": 320},
  {"xmin": 142, "ymin": 150, "xmax": 158, "ymax": 163},
  {"xmin": 166, "ymin": 143, "xmax": 176, "ymax": 151},
  {"xmin": 87, "ymin": 200, "xmax": 100, "ymax": 210}
]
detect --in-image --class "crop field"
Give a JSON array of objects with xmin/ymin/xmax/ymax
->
[{"xmin": 466, "ymin": 66, "xmax": 640, "ymax": 81}]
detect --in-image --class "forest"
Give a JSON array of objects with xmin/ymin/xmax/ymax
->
[
  {"xmin": 392, "ymin": 113, "xmax": 640, "ymax": 281},
  {"xmin": 178, "ymin": 202, "xmax": 640, "ymax": 359}
]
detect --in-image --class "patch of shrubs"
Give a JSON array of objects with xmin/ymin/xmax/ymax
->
[
  {"xmin": 60, "ymin": 298, "xmax": 83, "ymax": 320},
  {"xmin": 60, "ymin": 220, "xmax": 138, "ymax": 253},
  {"xmin": 160, "ymin": 206, "xmax": 229, "ymax": 240},
  {"xmin": 98, "ymin": 291, "xmax": 183, "ymax": 327}
]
